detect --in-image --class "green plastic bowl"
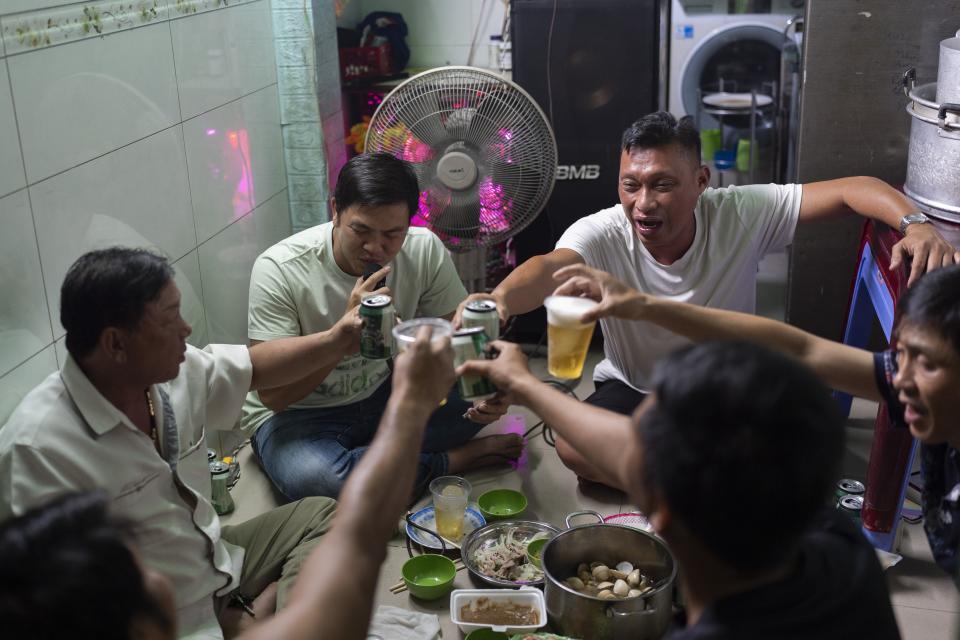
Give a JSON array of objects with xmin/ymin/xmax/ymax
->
[
  {"xmin": 525, "ymin": 537, "xmax": 547, "ymax": 568},
  {"xmin": 464, "ymin": 629, "xmax": 510, "ymax": 640},
  {"xmin": 477, "ymin": 489, "xmax": 528, "ymax": 521},
  {"xmin": 402, "ymin": 554, "xmax": 456, "ymax": 600}
]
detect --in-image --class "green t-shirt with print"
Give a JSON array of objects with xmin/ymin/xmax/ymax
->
[{"xmin": 241, "ymin": 222, "xmax": 467, "ymax": 436}]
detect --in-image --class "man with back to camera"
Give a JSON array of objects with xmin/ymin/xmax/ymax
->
[
  {"xmin": 459, "ymin": 340, "xmax": 901, "ymax": 639},
  {"xmin": 455, "ymin": 110, "xmax": 959, "ymax": 489},
  {"xmin": 242, "ymin": 152, "xmax": 521, "ymax": 502},
  {"xmin": 0, "ymin": 247, "xmax": 378, "ymax": 638}
]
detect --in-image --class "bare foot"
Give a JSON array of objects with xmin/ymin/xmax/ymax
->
[{"xmin": 447, "ymin": 434, "xmax": 524, "ymax": 473}]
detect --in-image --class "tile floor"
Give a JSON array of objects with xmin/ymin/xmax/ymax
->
[{"xmin": 222, "ymin": 350, "xmax": 960, "ymax": 639}]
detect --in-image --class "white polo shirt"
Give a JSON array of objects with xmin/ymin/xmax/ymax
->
[{"xmin": 0, "ymin": 344, "xmax": 253, "ymax": 640}]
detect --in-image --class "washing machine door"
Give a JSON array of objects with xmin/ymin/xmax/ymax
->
[{"xmin": 680, "ymin": 22, "xmax": 786, "ymax": 127}]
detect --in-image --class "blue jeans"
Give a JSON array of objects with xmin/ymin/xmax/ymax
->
[{"xmin": 251, "ymin": 377, "xmax": 483, "ymax": 501}]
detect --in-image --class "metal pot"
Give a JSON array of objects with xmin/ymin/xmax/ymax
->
[
  {"xmin": 937, "ymin": 30, "xmax": 960, "ymax": 105},
  {"xmin": 541, "ymin": 511, "xmax": 677, "ymax": 640},
  {"xmin": 902, "ymin": 68, "xmax": 960, "ymax": 223}
]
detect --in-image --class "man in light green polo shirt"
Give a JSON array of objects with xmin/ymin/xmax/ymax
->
[{"xmin": 242, "ymin": 153, "xmax": 522, "ymax": 500}]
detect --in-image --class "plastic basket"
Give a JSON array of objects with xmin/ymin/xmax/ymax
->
[{"xmin": 340, "ymin": 43, "xmax": 392, "ymax": 81}]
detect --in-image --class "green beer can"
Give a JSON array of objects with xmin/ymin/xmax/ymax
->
[
  {"xmin": 837, "ymin": 494, "xmax": 863, "ymax": 524},
  {"xmin": 209, "ymin": 460, "xmax": 235, "ymax": 516},
  {"xmin": 461, "ymin": 299, "xmax": 500, "ymax": 340},
  {"xmin": 360, "ymin": 294, "xmax": 395, "ymax": 359},
  {"xmin": 452, "ymin": 327, "xmax": 497, "ymax": 401}
]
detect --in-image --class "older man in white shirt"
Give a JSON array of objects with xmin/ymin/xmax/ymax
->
[{"xmin": 0, "ymin": 247, "xmax": 363, "ymax": 639}]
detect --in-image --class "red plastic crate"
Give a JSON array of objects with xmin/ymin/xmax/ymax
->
[{"xmin": 339, "ymin": 43, "xmax": 392, "ymax": 81}]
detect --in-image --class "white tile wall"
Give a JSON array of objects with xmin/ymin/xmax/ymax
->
[
  {"xmin": 0, "ymin": 63, "xmax": 26, "ymax": 198},
  {"xmin": 199, "ymin": 190, "xmax": 291, "ymax": 344},
  {"xmin": 0, "ymin": 346, "xmax": 57, "ymax": 426},
  {"xmin": 0, "ymin": 189, "xmax": 52, "ymax": 377},
  {"xmin": 0, "ymin": 0, "xmax": 298, "ymax": 423},
  {"xmin": 8, "ymin": 23, "xmax": 180, "ymax": 183},
  {"xmin": 170, "ymin": 0, "xmax": 278, "ymax": 119},
  {"xmin": 183, "ymin": 86, "xmax": 285, "ymax": 243},
  {"xmin": 30, "ymin": 127, "xmax": 196, "ymax": 335}
]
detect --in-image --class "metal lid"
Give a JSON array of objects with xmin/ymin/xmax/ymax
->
[
  {"xmin": 837, "ymin": 479, "xmax": 865, "ymax": 494},
  {"xmin": 454, "ymin": 326, "xmax": 486, "ymax": 338},
  {"xmin": 209, "ymin": 460, "xmax": 230, "ymax": 474},
  {"xmin": 839, "ymin": 495, "xmax": 863, "ymax": 511},
  {"xmin": 361, "ymin": 294, "xmax": 392, "ymax": 308},
  {"xmin": 465, "ymin": 299, "xmax": 498, "ymax": 313}
]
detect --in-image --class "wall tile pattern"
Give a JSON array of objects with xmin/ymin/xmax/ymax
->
[{"xmin": 0, "ymin": 0, "xmax": 343, "ymax": 430}]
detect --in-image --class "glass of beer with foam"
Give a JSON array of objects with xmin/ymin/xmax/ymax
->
[{"xmin": 543, "ymin": 295, "xmax": 598, "ymax": 379}]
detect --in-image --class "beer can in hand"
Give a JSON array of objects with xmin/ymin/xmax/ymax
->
[
  {"xmin": 452, "ymin": 327, "xmax": 497, "ymax": 401},
  {"xmin": 462, "ymin": 299, "xmax": 500, "ymax": 340},
  {"xmin": 360, "ymin": 294, "xmax": 395, "ymax": 359}
]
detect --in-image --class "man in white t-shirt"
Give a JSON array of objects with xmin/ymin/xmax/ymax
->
[
  {"xmin": 454, "ymin": 110, "xmax": 957, "ymax": 489},
  {"xmin": 242, "ymin": 153, "xmax": 521, "ymax": 501}
]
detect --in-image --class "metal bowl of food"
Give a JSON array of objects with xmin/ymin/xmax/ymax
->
[{"xmin": 461, "ymin": 520, "xmax": 560, "ymax": 588}]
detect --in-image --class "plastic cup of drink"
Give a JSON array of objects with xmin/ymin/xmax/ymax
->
[
  {"xmin": 429, "ymin": 475, "xmax": 471, "ymax": 542},
  {"xmin": 393, "ymin": 318, "xmax": 454, "ymax": 406},
  {"xmin": 543, "ymin": 295, "xmax": 598, "ymax": 379},
  {"xmin": 393, "ymin": 317, "xmax": 454, "ymax": 352}
]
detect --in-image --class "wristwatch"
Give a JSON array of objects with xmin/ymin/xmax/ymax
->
[{"xmin": 899, "ymin": 212, "xmax": 931, "ymax": 235}]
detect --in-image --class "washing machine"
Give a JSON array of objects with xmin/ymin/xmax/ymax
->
[
  {"xmin": 669, "ymin": 0, "xmax": 803, "ymax": 182},
  {"xmin": 669, "ymin": 0, "xmax": 802, "ymax": 124}
]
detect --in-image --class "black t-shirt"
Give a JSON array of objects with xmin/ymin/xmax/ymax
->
[{"xmin": 666, "ymin": 509, "xmax": 900, "ymax": 640}]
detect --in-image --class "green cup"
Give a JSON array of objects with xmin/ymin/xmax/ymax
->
[
  {"xmin": 477, "ymin": 489, "xmax": 528, "ymax": 521},
  {"xmin": 736, "ymin": 138, "xmax": 752, "ymax": 173},
  {"xmin": 700, "ymin": 128, "xmax": 721, "ymax": 164},
  {"xmin": 401, "ymin": 554, "xmax": 456, "ymax": 600}
]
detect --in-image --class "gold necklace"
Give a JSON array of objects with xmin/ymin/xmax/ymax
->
[{"xmin": 145, "ymin": 389, "xmax": 160, "ymax": 452}]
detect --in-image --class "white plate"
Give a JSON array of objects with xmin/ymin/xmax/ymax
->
[
  {"xmin": 406, "ymin": 505, "xmax": 486, "ymax": 550},
  {"xmin": 702, "ymin": 92, "xmax": 773, "ymax": 109}
]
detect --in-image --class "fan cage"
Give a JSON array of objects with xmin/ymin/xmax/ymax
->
[{"xmin": 365, "ymin": 66, "xmax": 557, "ymax": 252}]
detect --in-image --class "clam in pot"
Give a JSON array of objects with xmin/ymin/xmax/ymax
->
[{"xmin": 542, "ymin": 511, "xmax": 677, "ymax": 640}]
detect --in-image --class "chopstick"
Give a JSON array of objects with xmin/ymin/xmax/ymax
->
[{"xmin": 388, "ymin": 559, "xmax": 466, "ymax": 594}]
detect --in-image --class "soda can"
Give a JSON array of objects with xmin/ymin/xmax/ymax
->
[
  {"xmin": 360, "ymin": 294, "xmax": 395, "ymax": 359},
  {"xmin": 462, "ymin": 299, "xmax": 500, "ymax": 341},
  {"xmin": 835, "ymin": 478, "xmax": 865, "ymax": 503},
  {"xmin": 837, "ymin": 494, "xmax": 863, "ymax": 523},
  {"xmin": 209, "ymin": 460, "xmax": 235, "ymax": 516},
  {"xmin": 452, "ymin": 327, "xmax": 497, "ymax": 401}
]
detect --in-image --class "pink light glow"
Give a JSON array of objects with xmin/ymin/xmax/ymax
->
[
  {"xmin": 401, "ymin": 133, "xmax": 433, "ymax": 164},
  {"xmin": 205, "ymin": 128, "xmax": 217, "ymax": 136},
  {"xmin": 477, "ymin": 177, "xmax": 512, "ymax": 234},
  {"xmin": 227, "ymin": 129, "xmax": 255, "ymax": 221}
]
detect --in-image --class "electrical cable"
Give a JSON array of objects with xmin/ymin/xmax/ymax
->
[{"xmin": 545, "ymin": 0, "xmax": 559, "ymax": 125}]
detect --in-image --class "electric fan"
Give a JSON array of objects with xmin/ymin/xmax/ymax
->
[{"xmin": 365, "ymin": 66, "xmax": 557, "ymax": 291}]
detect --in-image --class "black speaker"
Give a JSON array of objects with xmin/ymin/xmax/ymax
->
[{"xmin": 508, "ymin": 0, "xmax": 662, "ymax": 341}]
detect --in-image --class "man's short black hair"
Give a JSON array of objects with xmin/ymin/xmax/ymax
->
[
  {"xmin": 639, "ymin": 341, "xmax": 844, "ymax": 572},
  {"xmin": 0, "ymin": 491, "xmax": 174, "ymax": 640},
  {"xmin": 898, "ymin": 264, "xmax": 960, "ymax": 355},
  {"xmin": 333, "ymin": 152, "xmax": 420, "ymax": 220},
  {"xmin": 621, "ymin": 111, "xmax": 701, "ymax": 163},
  {"xmin": 60, "ymin": 248, "xmax": 174, "ymax": 360}
]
